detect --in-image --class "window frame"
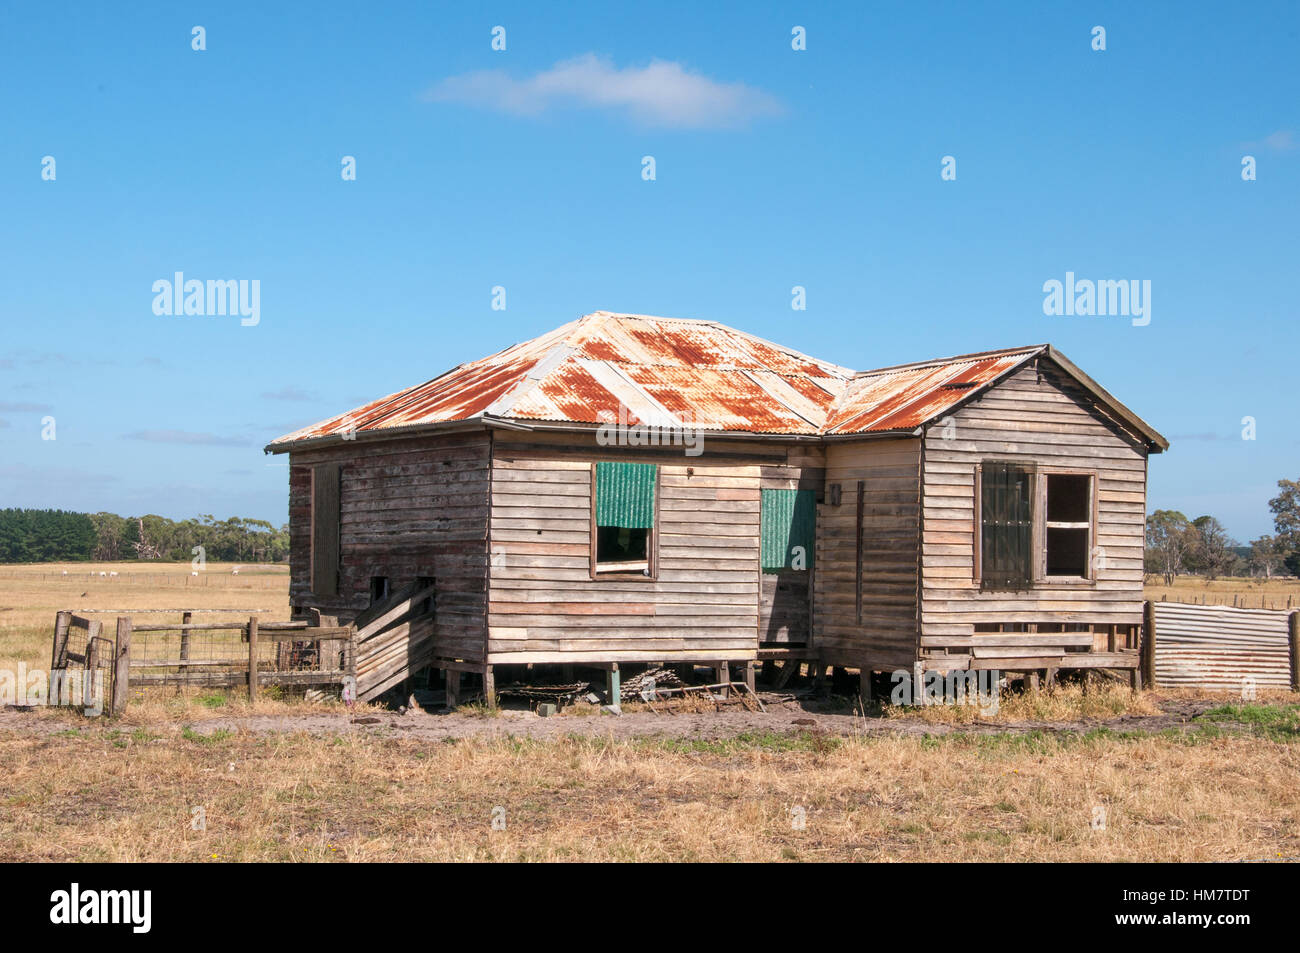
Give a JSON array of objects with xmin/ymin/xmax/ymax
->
[
  {"xmin": 973, "ymin": 462, "xmax": 1099, "ymax": 590},
  {"xmin": 1036, "ymin": 467, "xmax": 1098, "ymax": 585},
  {"xmin": 589, "ymin": 462, "xmax": 660, "ymax": 580}
]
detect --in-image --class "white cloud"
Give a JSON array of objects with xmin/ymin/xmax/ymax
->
[
  {"xmin": 424, "ymin": 54, "xmax": 783, "ymax": 129},
  {"xmin": 1242, "ymin": 129, "xmax": 1296, "ymax": 153},
  {"xmin": 125, "ymin": 429, "xmax": 248, "ymax": 447},
  {"xmin": 1262, "ymin": 130, "xmax": 1296, "ymax": 152}
]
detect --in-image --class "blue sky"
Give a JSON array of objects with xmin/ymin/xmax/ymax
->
[{"xmin": 0, "ymin": 1, "xmax": 1296, "ymax": 541}]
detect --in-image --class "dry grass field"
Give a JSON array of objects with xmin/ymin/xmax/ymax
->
[
  {"xmin": 1145, "ymin": 575, "xmax": 1300, "ymax": 610},
  {"xmin": 2, "ymin": 562, "xmax": 1298, "ymax": 862},
  {"xmin": 0, "ymin": 560, "xmax": 292, "ymax": 675},
  {"xmin": 2, "ymin": 705, "xmax": 1297, "ymax": 862}
]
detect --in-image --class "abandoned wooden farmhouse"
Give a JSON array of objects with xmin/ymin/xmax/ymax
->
[{"xmin": 265, "ymin": 310, "xmax": 1167, "ymax": 703}]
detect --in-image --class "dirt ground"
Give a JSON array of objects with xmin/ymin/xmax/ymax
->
[{"xmin": 0, "ymin": 691, "xmax": 1224, "ymax": 742}]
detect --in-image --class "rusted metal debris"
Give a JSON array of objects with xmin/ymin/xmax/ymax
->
[
  {"xmin": 495, "ymin": 682, "xmax": 594, "ymax": 708},
  {"xmin": 637, "ymin": 681, "xmax": 767, "ymax": 713}
]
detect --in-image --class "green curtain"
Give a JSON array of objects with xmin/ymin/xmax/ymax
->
[
  {"xmin": 761, "ymin": 489, "xmax": 815, "ymax": 572},
  {"xmin": 595, "ymin": 462, "xmax": 657, "ymax": 529}
]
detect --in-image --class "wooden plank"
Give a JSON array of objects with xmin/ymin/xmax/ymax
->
[
  {"xmin": 920, "ymin": 634, "xmax": 1093, "ymax": 648},
  {"xmin": 179, "ymin": 610, "xmax": 192, "ymax": 676},
  {"xmin": 112, "ymin": 616, "xmax": 132, "ymax": 716},
  {"xmin": 247, "ymin": 615, "xmax": 259, "ymax": 701},
  {"xmin": 130, "ymin": 621, "xmax": 248, "ymax": 633},
  {"xmin": 968, "ymin": 652, "xmax": 1138, "ymax": 671},
  {"xmin": 311, "ymin": 463, "xmax": 341, "ymax": 596},
  {"xmin": 353, "ymin": 582, "xmax": 436, "ymax": 639},
  {"xmin": 1142, "ymin": 599, "xmax": 1156, "ymax": 688},
  {"xmin": 854, "ymin": 479, "xmax": 864, "ymax": 623},
  {"xmin": 1291, "ymin": 611, "xmax": 1299, "ymax": 693},
  {"xmin": 51, "ymin": 610, "xmax": 71, "ymax": 670},
  {"xmin": 488, "ymin": 601, "xmax": 656, "ymax": 616},
  {"xmin": 260, "ymin": 627, "xmax": 354, "ymax": 642}
]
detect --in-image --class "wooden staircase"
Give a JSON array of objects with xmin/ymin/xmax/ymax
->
[{"xmin": 352, "ymin": 581, "xmax": 437, "ymax": 703}]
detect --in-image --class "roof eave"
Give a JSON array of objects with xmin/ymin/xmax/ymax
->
[
  {"xmin": 265, "ymin": 414, "xmax": 835, "ymax": 453},
  {"xmin": 494, "ymin": 418, "xmax": 828, "ymax": 443},
  {"xmin": 263, "ymin": 417, "xmax": 491, "ymax": 454},
  {"xmin": 1043, "ymin": 345, "xmax": 1170, "ymax": 453}
]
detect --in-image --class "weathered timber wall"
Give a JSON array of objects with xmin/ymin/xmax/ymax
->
[
  {"xmin": 920, "ymin": 359, "xmax": 1148, "ymax": 639},
  {"xmin": 485, "ymin": 431, "xmax": 823, "ymax": 664},
  {"xmin": 288, "ymin": 431, "xmax": 490, "ymax": 663},
  {"xmin": 813, "ymin": 437, "xmax": 922, "ymax": 670}
]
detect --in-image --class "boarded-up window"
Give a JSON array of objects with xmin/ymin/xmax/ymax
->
[
  {"xmin": 311, "ymin": 463, "xmax": 341, "ymax": 596},
  {"xmin": 980, "ymin": 462, "xmax": 1033, "ymax": 591},
  {"xmin": 593, "ymin": 462, "xmax": 656, "ymax": 574},
  {"xmin": 595, "ymin": 462, "xmax": 656, "ymax": 527},
  {"xmin": 760, "ymin": 489, "xmax": 815, "ymax": 572}
]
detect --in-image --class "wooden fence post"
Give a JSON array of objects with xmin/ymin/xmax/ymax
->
[
  {"xmin": 1141, "ymin": 600, "xmax": 1157, "ymax": 689},
  {"xmin": 247, "ymin": 615, "xmax": 259, "ymax": 702},
  {"xmin": 51, "ymin": 609, "xmax": 71, "ymax": 670},
  {"xmin": 179, "ymin": 610, "xmax": 192, "ymax": 675},
  {"xmin": 113, "ymin": 616, "xmax": 132, "ymax": 716},
  {"xmin": 1289, "ymin": 611, "xmax": 1299, "ymax": 694}
]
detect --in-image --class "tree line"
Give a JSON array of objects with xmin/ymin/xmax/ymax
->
[
  {"xmin": 1146, "ymin": 479, "xmax": 1300, "ymax": 583},
  {"xmin": 0, "ymin": 509, "xmax": 289, "ymax": 563}
]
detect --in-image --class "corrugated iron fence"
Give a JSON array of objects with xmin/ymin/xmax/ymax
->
[{"xmin": 1151, "ymin": 602, "xmax": 1299, "ymax": 692}]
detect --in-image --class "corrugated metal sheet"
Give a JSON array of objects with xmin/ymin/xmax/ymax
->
[
  {"xmin": 823, "ymin": 349, "xmax": 1037, "ymax": 435},
  {"xmin": 595, "ymin": 462, "xmax": 656, "ymax": 529},
  {"xmin": 1154, "ymin": 602, "xmax": 1295, "ymax": 691},
  {"xmin": 266, "ymin": 312, "xmax": 1051, "ymax": 448},
  {"xmin": 760, "ymin": 489, "xmax": 815, "ymax": 571}
]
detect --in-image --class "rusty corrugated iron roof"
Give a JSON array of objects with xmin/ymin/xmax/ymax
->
[
  {"xmin": 822, "ymin": 347, "xmax": 1040, "ymax": 435},
  {"xmin": 265, "ymin": 314, "xmax": 1164, "ymax": 449},
  {"xmin": 268, "ymin": 311, "xmax": 854, "ymax": 445}
]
